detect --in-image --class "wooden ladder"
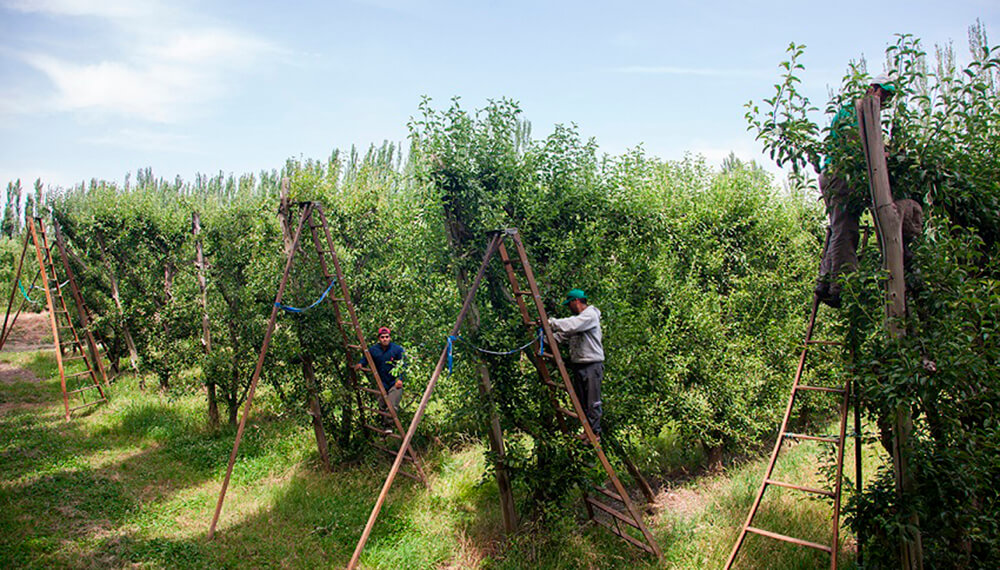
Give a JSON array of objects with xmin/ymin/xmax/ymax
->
[
  {"xmin": 305, "ymin": 204, "xmax": 428, "ymax": 485},
  {"xmin": 347, "ymin": 228, "xmax": 661, "ymax": 569},
  {"xmin": 29, "ymin": 217, "xmax": 108, "ymax": 420},
  {"xmin": 209, "ymin": 200, "xmax": 427, "ymax": 540},
  {"xmin": 496, "ymin": 230, "xmax": 662, "ymax": 558},
  {"xmin": 724, "ymin": 295, "xmax": 851, "ymax": 569}
]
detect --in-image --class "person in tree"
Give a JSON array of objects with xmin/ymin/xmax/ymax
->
[
  {"xmin": 355, "ymin": 326, "xmax": 405, "ymax": 424},
  {"xmin": 549, "ymin": 289, "xmax": 604, "ymax": 442},
  {"xmin": 815, "ymin": 74, "xmax": 897, "ymax": 308}
]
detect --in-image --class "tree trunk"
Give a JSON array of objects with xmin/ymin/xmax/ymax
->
[
  {"xmin": 193, "ymin": 211, "xmax": 219, "ymax": 429},
  {"xmin": 857, "ymin": 95, "xmax": 923, "ymax": 570},
  {"xmin": 478, "ymin": 363, "xmax": 517, "ymax": 533},
  {"xmin": 94, "ymin": 229, "xmax": 141, "ymax": 381}
]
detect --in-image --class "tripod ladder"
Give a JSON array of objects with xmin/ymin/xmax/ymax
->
[
  {"xmin": 209, "ymin": 201, "xmax": 427, "ymax": 540},
  {"xmin": 304, "ymin": 204, "xmax": 428, "ymax": 485},
  {"xmin": 724, "ymin": 295, "xmax": 851, "ymax": 569},
  {"xmin": 347, "ymin": 228, "xmax": 661, "ymax": 569},
  {"xmin": 496, "ymin": 230, "xmax": 662, "ymax": 558},
  {"xmin": 29, "ymin": 217, "xmax": 108, "ymax": 420}
]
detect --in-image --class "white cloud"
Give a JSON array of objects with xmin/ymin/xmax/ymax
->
[
  {"xmin": 6, "ymin": 2, "xmax": 280, "ymax": 122},
  {"xmin": 3, "ymin": 0, "xmax": 164, "ymax": 21}
]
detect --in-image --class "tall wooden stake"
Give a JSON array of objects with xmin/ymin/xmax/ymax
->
[{"xmin": 208, "ymin": 204, "xmax": 312, "ymax": 540}]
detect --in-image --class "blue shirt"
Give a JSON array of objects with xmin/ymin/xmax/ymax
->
[{"xmin": 361, "ymin": 342, "xmax": 405, "ymax": 391}]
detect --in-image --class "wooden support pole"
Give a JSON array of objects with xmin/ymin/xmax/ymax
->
[
  {"xmin": 29, "ymin": 219, "xmax": 69, "ymax": 420},
  {"xmin": 856, "ymin": 94, "xmax": 923, "ymax": 570},
  {"xmin": 207, "ymin": 204, "xmax": 312, "ymax": 540},
  {"xmin": 347, "ymin": 233, "xmax": 503, "ymax": 570},
  {"xmin": 0, "ymin": 230, "xmax": 33, "ymax": 351}
]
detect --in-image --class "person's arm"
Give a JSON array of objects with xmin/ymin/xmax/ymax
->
[
  {"xmin": 550, "ymin": 308, "xmax": 598, "ymax": 335},
  {"xmin": 394, "ymin": 346, "xmax": 405, "ymax": 388}
]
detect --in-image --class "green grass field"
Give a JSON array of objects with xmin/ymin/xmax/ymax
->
[{"xmin": 0, "ymin": 349, "xmax": 881, "ymax": 569}]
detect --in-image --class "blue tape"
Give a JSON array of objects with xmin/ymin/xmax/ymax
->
[{"xmin": 276, "ymin": 279, "xmax": 337, "ymax": 313}]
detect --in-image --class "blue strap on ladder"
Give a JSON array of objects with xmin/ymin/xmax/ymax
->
[
  {"xmin": 275, "ymin": 279, "xmax": 337, "ymax": 313},
  {"xmin": 17, "ymin": 280, "xmax": 39, "ymax": 304},
  {"xmin": 445, "ymin": 328, "xmax": 548, "ymax": 375},
  {"xmin": 446, "ymin": 335, "xmax": 458, "ymax": 375}
]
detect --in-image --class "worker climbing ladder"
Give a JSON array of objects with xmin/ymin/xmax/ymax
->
[
  {"xmin": 348, "ymin": 228, "xmax": 661, "ymax": 569},
  {"xmin": 724, "ymin": 293, "xmax": 855, "ymax": 569},
  {"xmin": 299, "ymin": 203, "xmax": 428, "ymax": 485},
  {"xmin": 208, "ymin": 200, "xmax": 427, "ymax": 540},
  {"xmin": 0, "ymin": 217, "xmax": 109, "ymax": 420}
]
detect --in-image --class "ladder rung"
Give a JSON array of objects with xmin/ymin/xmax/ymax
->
[
  {"xmin": 396, "ymin": 467, "xmax": 420, "ymax": 482},
  {"xmin": 541, "ymin": 378, "xmax": 561, "ymax": 389},
  {"xmin": 557, "ymin": 407, "xmax": 578, "ymax": 419},
  {"xmin": 361, "ymin": 386, "xmax": 381, "ymax": 395},
  {"xmin": 796, "ymin": 385, "xmax": 845, "ymax": 394},
  {"xmin": 358, "ymin": 367, "xmax": 373, "ymax": 374},
  {"xmin": 805, "ymin": 340, "xmax": 842, "ymax": 346},
  {"xmin": 584, "ymin": 496, "xmax": 641, "ymax": 529},
  {"xmin": 63, "ymin": 355, "xmax": 87, "ymax": 362},
  {"xmin": 745, "ymin": 526, "xmax": 832, "ymax": 553},
  {"xmin": 330, "ymin": 297, "xmax": 346, "ymax": 302},
  {"xmin": 514, "ymin": 290, "xmax": 531, "ymax": 297},
  {"xmin": 592, "ymin": 516, "xmax": 656, "ymax": 555},
  {"xmin": 592, "ymin": 485, "xmax": 624, "ymax": 503},
  {"xmin": 69, "ymin": 399, "xmax": 104, "ymax": 413},
  {"xmin": 346, "ymin": 344, "xmax": 362, "ymax": 350},
  {"xmin": 69, "ymin": 385, "xmax": 101, "ymax": 396},
  {"xmin": 538, "ymin": 352, "xmax": 554, "ymax": 360},
  {"xmin": 765, "ymin": 478, "xmax": 834, "ymax": 497},
  {"xmin": 783, "ymin": 432, "xmax": 839, "ymax": 444},
  {"xmin": 362, "ymin": 406, "xmax": 393, "ymax": 419},
  {"xmin": 363, "ymin": 423, "xmax": 401, "ymax": 439},
  {"xmin": 66, "ymin": 371, "xmax": 93, "ymax": 378},
  {"xmin": 369, "ymin": 442, "xmax": 419, "ymax": 466}
]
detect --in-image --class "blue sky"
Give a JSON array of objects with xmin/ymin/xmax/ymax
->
[{"xmin": 0, "ymin": 0, "xmax": 996, "ymax": 190}]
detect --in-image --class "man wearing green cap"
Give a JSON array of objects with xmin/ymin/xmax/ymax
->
[
  {"xmin": 815, "ymin": 74, "xmax": 897, "ymax": 308},
  {"xmin": 549, "ymin": 288, "xmax": 604, "ymax": 441}
]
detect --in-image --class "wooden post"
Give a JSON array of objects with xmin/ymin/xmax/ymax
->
[
  {"xmin": 192, "ymin": 211, "xmax": 219, "ymax": 428},
  {"xmin": 207, "ymin": 204, "xmax": 312, "ymax": 540},
  {"xmin": 856, "ymin": 94, "xmax": 923, "ymax": 570},
  {"xmin": 0, "ymin": 230, "xmax": 33, "ymax": 351},
  {"xmin": 478, "ymin": 363, "xmax": 517, "ymax": 534},
  {"xmin": 347, "ymin": 233, "xmax": 503, "ymax": 570}
]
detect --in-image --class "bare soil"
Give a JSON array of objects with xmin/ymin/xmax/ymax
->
[{"xmin": 1, "ymin": 311, "xmax": 53, "ymax": 352}]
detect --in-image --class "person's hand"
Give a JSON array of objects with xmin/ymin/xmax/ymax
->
[
  {"xmin": 394, "ymin": 379, "xmax": 403, "ymax": 390},
  {"xmin": 353, "ymin": 363, "xmax": 362, "ymax": 370}
]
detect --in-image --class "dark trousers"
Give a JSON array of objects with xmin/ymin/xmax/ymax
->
[
  {"xmin": 570, "ymin": 362, "xmax": 603, "ymax": 436},
  {"xmin": 816, "ymin": 172, "xmax": 861, "ymax": 305}
]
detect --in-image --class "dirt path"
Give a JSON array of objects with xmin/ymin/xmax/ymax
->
[{"xmin": 1, "ymin": 311, "xmax": 53, "ymax": 352}]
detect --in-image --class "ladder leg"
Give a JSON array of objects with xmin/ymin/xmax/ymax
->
[{"xmin": 208, "ymin": 203, "xmax": 313, "ymax": 540}]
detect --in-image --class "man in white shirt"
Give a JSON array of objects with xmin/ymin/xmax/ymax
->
[{"xmin": 550, "ymin": 288, "xmax": 604, "ymax": 442}]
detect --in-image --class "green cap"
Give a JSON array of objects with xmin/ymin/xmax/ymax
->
[{"xmin": 562, "ymin": 288, "xmax": 586, "ymax": 305}]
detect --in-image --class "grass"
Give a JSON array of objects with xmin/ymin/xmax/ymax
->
[{"xmin": 0, "ymin": 349, "xmax": 885, "ymax": 569}]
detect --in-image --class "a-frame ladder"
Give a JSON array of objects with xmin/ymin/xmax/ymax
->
[
  {"xmin": 208, "ymin": 201, "xmax": 427, "ymax": 540},
  {"xmin": 303, "ymin": 204, "xmax": 428, "ymax": 485},
  {"xmin": 724, "ymin": 294, "xmax": 851, "ymax": 569},
  {"xmin": 348, "ymin": 228, "xmax": 661, "ymax": 569},
  {"xmin": 29, "ymin": 217, "xmax": 108, "ymax": 420},
  {"xmin": 496, "ymin": 230, "xmax": 662, "ymax": 557}
]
